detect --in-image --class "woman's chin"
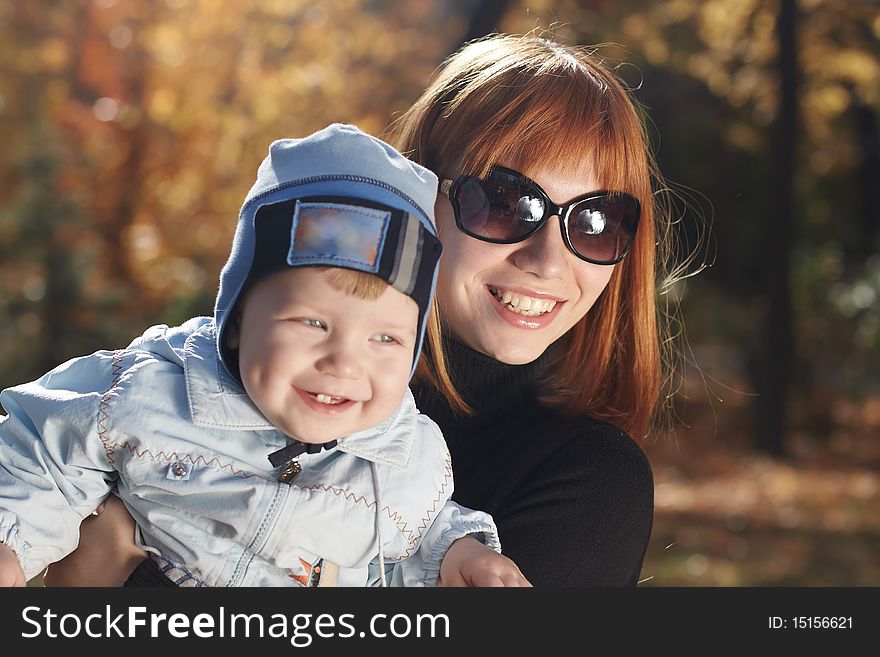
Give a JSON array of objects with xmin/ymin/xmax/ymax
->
[{"xmin": 472, "ymin": 337, "xmax": 553, "ymax": 366}]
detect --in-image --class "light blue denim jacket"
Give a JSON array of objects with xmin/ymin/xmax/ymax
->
[{"xmin": 0, "ymin": 318, "xmax": 500, "ymax": 585}]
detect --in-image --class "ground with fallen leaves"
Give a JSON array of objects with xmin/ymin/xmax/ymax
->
[{"xmin": 639, "ymin": 392, "xmax": 880, "ymax": 586}]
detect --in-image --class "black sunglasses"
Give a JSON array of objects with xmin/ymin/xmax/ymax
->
[{"xmin": 439, "ymin": 165, "xmax": 641, "ymax": 265}]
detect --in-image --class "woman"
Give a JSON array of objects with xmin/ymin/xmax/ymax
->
[{"xmin": 45, "ymin": 33, "xmax": 679, "ymax": 587}]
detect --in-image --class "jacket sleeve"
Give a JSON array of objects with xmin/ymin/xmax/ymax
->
[
  {"xmin": 388, "ymin": 499, "xmax": 501, "ymax": 587},
  {"xmin": 0, "ymin": 351, "xmax": 122, "ymax": 580},
  {"xmin": 381, "ymin": 411, "xmax": 501, "ymax": 587}
]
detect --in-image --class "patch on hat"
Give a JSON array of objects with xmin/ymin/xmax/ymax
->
[{"xmin": 288, "ymin": 201, "xmax": 390, "ymax": 271}]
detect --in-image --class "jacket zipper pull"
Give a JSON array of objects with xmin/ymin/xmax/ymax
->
[
  {"xmin": 276, "ymin": 460, "xmax": 302, "ymax": 484},
  {"xmin": 268, "ymin": 439, "xmax": 338, "ymax": 484}
]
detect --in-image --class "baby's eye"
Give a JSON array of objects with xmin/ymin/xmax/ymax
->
[
  {"xmin": 299, "ymin": 318, "xmax": 327, "ymax": 329},
  {"xmin": 371, "ymin": 333, "xmax": 400, "ymax": 345}
]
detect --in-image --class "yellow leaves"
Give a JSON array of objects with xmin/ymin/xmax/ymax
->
[
  {"xmin": 723, "ymin": 122, "xmax": 762, "ymax": 152},
  {"xmin": 126, "ymin": 220, "xmax": 210, "ymax": 295},
  {"xmin": 146, "ymin": 23, "xmax": 187, "ymax": 67},
  {"xmin": 698, "ymin": 0, "xmax": 760, "ymax": 56},
  {"xmin": 622, "ymin": 13, "xmax": 650, "ymax": 40},
  {"xmin": 126, "ymin": 223, "xmax": 162, "ymax": 262},
  {"xmin": 644, "ymin": 39, "xmax": 670, "ymax": 65},
  {"xmin": 39, "ymin": 38, "xmax": 68, "ymax": 71},
  {"xmin": 806, "ymin": 83, "xmax": 849, "ymax": 119},
  {"xmin": 253, "ymin": 94, "xmax": 282, "ymax": 127},
  {"xmin": 686, "ymin": 52, "xmax": 715, "ymax": 82},
  {"xmin": 656, "ymin": 0, "xmax": 696, "ymax": 24},
  {"xmin": 44, "ymin": 79, "xmax": 70, "ymax": 105},
  {"xmin": 264, "ymin": 24, "xmax": 294, "ymax": 50},
  {"xmin": 833, "ymin": 49, "xmax": 880, "ymax": 83},
  {"xmin": 706, "ymin": 68, "xmax": 732, "ymax": 96},
  {"xmin": 727, "ymin": 67, "xmax": 763, "ymax": 108},
  {"xmin": 148, "ymin": 87, "xmax": 177, "ymax": 123},
  {"xmin": 139, "ymin": 256, "xmax": 208, "ymax": 294}
]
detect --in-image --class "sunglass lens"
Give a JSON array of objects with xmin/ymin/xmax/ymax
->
[
  {"xmin": 456, "ymin": 172, "xmax": 545, "ymax": 242},
  {"xmin": 490, "ymin": 171, "xmax": 544, "ymax": 236},
  {"xmin": 568, "ymin": 196, "xmax": 637, "ymax": 263},
  {"xmin": 456, "ymin": 177, "xmax": 491, "ymax": 232}
]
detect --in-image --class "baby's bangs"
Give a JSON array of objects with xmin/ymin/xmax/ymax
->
[{"xmin": 323, "ymin": 267, "xmax": 387, "ymax": 300}]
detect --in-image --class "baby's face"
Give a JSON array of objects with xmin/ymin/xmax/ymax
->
[{"xmin": 232, "ymin": 267, "xmax": 418, "ymax": 443}]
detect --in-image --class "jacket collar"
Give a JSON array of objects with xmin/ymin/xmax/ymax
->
[{"xmin": 183, "ymin": 322, "xmax": 414, "ymax": 468}]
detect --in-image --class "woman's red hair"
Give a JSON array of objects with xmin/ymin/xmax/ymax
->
[{"xmin": 385, "ymin": 33, "xmax": 677, "ymax": 441}]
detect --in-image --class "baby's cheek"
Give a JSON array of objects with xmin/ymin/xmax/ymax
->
[{"xmin": 374, "ymin": 370, "xmax": 411, "ymax": 416}]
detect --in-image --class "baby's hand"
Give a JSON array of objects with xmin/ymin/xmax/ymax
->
[
  {"xmin": 0, "ymin": 542, "xmax": 27, "ymax": 587},
  {"xmin": 438, "ymin": 536, "xmax": 531, "ymax": 587}
]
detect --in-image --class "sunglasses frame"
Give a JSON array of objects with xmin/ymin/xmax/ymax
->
[{"xmin": 439, "ymin": 165, "xmax": 641, "ymax": 266}]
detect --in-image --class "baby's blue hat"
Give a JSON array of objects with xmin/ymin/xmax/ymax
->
[{"xmin": 214, "ymin": 123, "xmax": 442, "ymax": 380}]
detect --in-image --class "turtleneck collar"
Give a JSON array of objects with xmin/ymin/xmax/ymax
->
[
  {"xmin": 447, "ymin": 338, "xmax": 555, "ymax": 407},
  {"xmin": 412, "ymin": 336, "xmax": 559, "ymax": 431}
]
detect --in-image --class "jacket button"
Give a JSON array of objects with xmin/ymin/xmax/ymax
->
[{"xmin": 171, "ymin": 462, "xmax": 188, "ymax": 478}]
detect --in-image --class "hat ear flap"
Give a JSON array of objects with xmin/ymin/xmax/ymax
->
[{"xmin": 225, "ymin": 309, "xmax": 242, "ymax": 350}]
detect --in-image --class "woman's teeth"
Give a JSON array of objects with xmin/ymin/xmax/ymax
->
[
  {"xmin": 490, "ymin": 288, "xmax": 557, "ymax": 316},
  {"xmin": 314, "ymin": 393, "xmax": 345, "ymax": 405}
]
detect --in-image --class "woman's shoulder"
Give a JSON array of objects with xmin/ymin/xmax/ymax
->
[
  {"xmin": 515, "ymin": 400, "xmax": 651, "ymax": 469},
  {"xmin": 561, "ymin": 412, "xmax": 648, "ymax": 453},
  {"xmin": 468, "ymin": 400, "xmax": 654, "ymax": 498},
  {"xmin": 517, "ymin": 414, "xmax": 654, "ymax": 535},
  {"xmin": 541, "ymin": 413, "xmax": 652, "ymax": 482}
]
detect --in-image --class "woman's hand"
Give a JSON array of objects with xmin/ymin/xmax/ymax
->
[
  {"xmin": 42, "ymin": 495, "xmax": 148, "ymax": 587},
  {"xmin": 438, "ymin": 536, "xmax": 532, "ymax": 587},
  {"xmin": 0, "ymin": 543, "xmax": 27, "ymax": 587}
]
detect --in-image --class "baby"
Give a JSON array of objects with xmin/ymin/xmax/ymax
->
[{"xmin": 0, "ymin": 123, "xmax": 527, "ymax": 587}]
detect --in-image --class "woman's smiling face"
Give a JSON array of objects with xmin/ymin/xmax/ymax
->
[{"xmin": 434, "ymin": 161, "xmax": 615, "ymax": 364}]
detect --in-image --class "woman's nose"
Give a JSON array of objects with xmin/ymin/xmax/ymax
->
[{"xmin": 510, "ymin": 216, "xmax": 569, "ymax": 279}]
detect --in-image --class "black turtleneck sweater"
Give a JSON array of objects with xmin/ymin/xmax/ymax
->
[{"xmin": 411, "ymin": 339, "xmax": 654, "ymax": 587}]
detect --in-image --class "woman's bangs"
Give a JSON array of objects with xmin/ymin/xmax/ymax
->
[{"xmin": 458, "ymin": 74, "xmax": 641, "ymax": 197}]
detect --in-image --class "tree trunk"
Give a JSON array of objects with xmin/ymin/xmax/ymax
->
[
  {"xmin": 455, "ymin": 0, "xmax": 514, "ymax": 50},
  {"xmin": 853, "ymin": 103, "xmax": 880, "ymax": 262},
  {"xmin": 755, "ymin": 0, "xmax": 799, "ymax": 456}
]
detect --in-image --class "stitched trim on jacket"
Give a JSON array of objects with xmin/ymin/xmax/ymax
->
[
  {"xmin": 405, "ymin": 453, "xmax": 453, "ymax": 558},
  {"xmin": 296, "ymin": 452, "xmax": 453, "ymax": 560},
  {"xmin": 111, "ymin": 443, "xmax": 255, "ymax": 478},
  {"xmin": 96, "ymin": 350, "xmax": 126, "ymax": 466},
  {"xmin": 95, "ymin": 349, "xmax": 254, "ymax": 478}
]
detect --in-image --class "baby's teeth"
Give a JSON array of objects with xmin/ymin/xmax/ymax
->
[{"xmin": 316, "ymin": 394, "xmax": 334, "ymax": 404}]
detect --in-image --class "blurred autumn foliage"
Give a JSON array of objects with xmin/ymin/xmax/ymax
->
[
  {"xmin": 0, "ymin": 0, "xmax": 469, "ymax": 383},
  {"xmin": 2, "ymin": 0, "xmax": 879, "ymax": 585}
]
